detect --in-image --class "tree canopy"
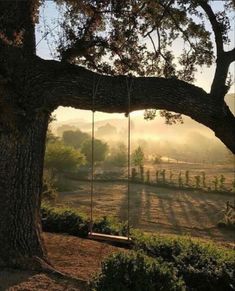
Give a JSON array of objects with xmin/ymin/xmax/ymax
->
[
  {"xmin": 45, "ymin": 141, "xmax": 86, "ymax": 174},
  {"xmin": 63, "ymin": 129, "xmax": 90, "ymax": 149},
  {"xmin": 34, "ymin": 0, "xmax": 235, "ymax": 151},
  {"xmin": 80, "ymin": 138, "xmax": 109, "ymax": 163}
]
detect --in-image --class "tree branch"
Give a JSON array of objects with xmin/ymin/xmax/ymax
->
[
  {"xmin": 198, "ymin": 0, "xmax": 224, "ymax": 54},
  {"xmin": 3, "ymin": 46, "xmax": 235, "ymax": 153},
  {"xmin": 198, "ymin": 0, "xmax": 234, "ymax": 100},
  {"xmin": 27, "ymin": 56, "xmax": 235, "ymax": 153},
  {"xmin": 226, "ymin": 47, "xmax": 235, "ymax": 63}
]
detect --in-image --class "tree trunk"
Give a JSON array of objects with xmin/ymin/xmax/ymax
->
[{"xmin": 0, "ymin": 113, "xmax": 49, "ymax": 269}]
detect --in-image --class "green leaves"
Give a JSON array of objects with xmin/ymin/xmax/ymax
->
[
  {"xmin": 45, "ymin": 141, "xmax": 86, "ymax": 173},
  {"xmin": 42, "ymin": 0, "xmax": 230, "ymax": 78}
]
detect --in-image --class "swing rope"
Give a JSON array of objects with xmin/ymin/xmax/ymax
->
[
  {"xmin": 90, "ymin": 75, "xmax": 101, "ymax": 234},
  {"xmin": 126, "ymin": 76, "xmax": 133, "ymax": 240},
  {"xmin": 89, "ymin": 74, "xmax": 133, "ymax": 242}
]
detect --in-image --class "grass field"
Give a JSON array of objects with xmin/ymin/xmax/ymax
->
[{"xmin": 57, "ymin": 179, "xmax": 235, "ymax": 246}]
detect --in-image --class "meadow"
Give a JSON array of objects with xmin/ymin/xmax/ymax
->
[{"xmin": 57, "ymin": 161, "xmax": 235, "ymax": 246}]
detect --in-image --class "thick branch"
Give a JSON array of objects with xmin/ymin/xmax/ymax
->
[
  {"xmin": 29, "ymin": 57, "xmax": 235, "ymax": 153},
  {"xmin": 226, "ymin": 47, "xmax": 235, "ymax": 63},
  {"xmin": 198, "ymin": 0, "xmax": 224, "ymax": 54},
  {"xmin": 198, "ymin": 1, "xmax": 235, "ymax": 99}
]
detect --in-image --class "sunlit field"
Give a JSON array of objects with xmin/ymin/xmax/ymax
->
[{"xmin": 57, "ymin": 169, "xmax": 235, "ymax": 246}]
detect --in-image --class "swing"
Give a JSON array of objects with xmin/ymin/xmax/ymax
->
[{"xmin": 88, "ymin": 76, "xmax": 133, "ymax": 244}]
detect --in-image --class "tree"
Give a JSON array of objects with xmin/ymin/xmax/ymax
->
[
  {"xmin": 96, "ymin": 123, "xmax": 117, "ymax": 138},
  {"xmin": 107, "ymin": 143, "xmax": 127, "ymax": 167},
  {"xmin": 0, "ymin": 0, "xmax": 235, "ymax": 270},
  {"xmin": 132, "ymin": 146, "xmax": 145, "ymax": 170},
  {"xmin": 62, "ymin": 129, "xmax": 90, "ymax": 149},
  {"xmin": 80, "ymin": 138, "xmax": 108, "ymax": 164},
  {"xmin": 44, "ymin": 141, "xmax": 85, "ymax": 175}
]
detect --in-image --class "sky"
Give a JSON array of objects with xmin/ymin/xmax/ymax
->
[{"xmin": 36, "ymin": 1, "xmax": 235, "ymax": 123}]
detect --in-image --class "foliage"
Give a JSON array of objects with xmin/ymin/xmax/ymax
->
[
  {"xmin": 40, "ymin": 202, "xmax": 235, "ymax": 290},
  {"xmin": 42, "ymin": 175, "xmax": 58, "ymax": 203},
  {"xmin": 153, "ymin": 155, "xmax": 162, "ymax": 165},
  {"xmin": 53, "ymin": 0, "xmax": 224, "ymax": 79},
  {"xmin": 92, "ymin": 216, "xmax": 128, "ymax": 237},
  {"xmin": 41, "ymin": 204, "xmax": 128, "ymax": 237},
  {"xmin": 106, "ymin": 143, "xmax": 127, "ymax": 167},
  {"xmin": 218, "ymin": 201, "xmax": 235, "ymax": 230},
  {"xmin": 201, "ymin": 171, "xmax": 206, "ymax": 188},
  {"xmin": 132, "ymin": 232, "xmax": 235, "ymax": 291},
  {"xmin": 146, "ymin": 169, "xmax": 150, "ymax": 183},
  {"xmin": 46, "ymin": 129, "xmax": 59, "ymax": 144},
  {"xmin": 80, "ymin": 138, "xmax": 108, "ymax": 164},
  {"xmin": 219, "ymin": 175, "xmax": 226, "ymax": 191},
  {"xmin": 185, "ymin": 171, "xmax": 189, "ymax": 185},
  {"xmin": 62, "ymin": 129, "xmax": 90, "ymax": 149},
  {"xmin": 212, "ymin": 176, "xmax": 219, "ymax": 191},
  {"xmin": 92, "ymin": 251, "xmax": 185, "ymax": 291},
  {"xmin": 160, "ymin": 169, "xmax": 166, "ymax": 183},
  {"xmin": 194, "ymin": 175, "xmax": 201, "ymax": 189},
  {"xmin": 131, "ymin": 167, "xmax": 137, "ymax": 180},
  {"xmin": 132, "ymin": 146, "xmax": 145, "ymax": 169},
  {"xmin": 178, "ymin": 172, "xmax": 183, "ymax": 187},
  {"xmin": 45, "ymin": 141, "xmax": 86, "ymax": 174}
]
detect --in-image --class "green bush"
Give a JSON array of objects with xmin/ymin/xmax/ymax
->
[
  {"xmin": 41, "ymin": 204, "xmax": 88, "ymax": 237},
  {"xmin": 42, "ymin": 177, "xmax": 58, "ymax": 203},
  {"xmin": 41, "ymin": 204, "xmax": 128, "ymax": 237},
  {"xmin": 92, "ymin": 251, "xmax": 185, "ymax": 291},
  {"xmin": 132, "ymin": 233, "xmax": 235, "ymax": 291},
  {"xmin": 93, "ymin": 216, "xmax": 128, "ymax": 236}
]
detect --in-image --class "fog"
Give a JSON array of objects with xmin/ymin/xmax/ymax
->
[{"xmin": 50, "ymin": 93, "xmax": 234, "ymax": 164}]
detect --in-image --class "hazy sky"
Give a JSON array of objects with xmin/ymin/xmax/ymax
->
[{"xmin": 36, "ymin": 1, "xmax": 235, "ymax": 123}]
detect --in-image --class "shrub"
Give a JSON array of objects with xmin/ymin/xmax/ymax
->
[
  {"xmin": 42, "ymin": 176, "xmax": 58, "ymax": 203},
  {"xmin": 41, "ymin": 204, "xmax": 88, "ymax": 237},
  {"xmin": 132, "ymin": 233, "xmax": 235, "ymax": 291},
  {"xmin": 218, "ymin": 201, "xmax": 235, "ymax": 230},
  {"xmin": 93, "ymin": 216, "xmax": 128, "ymax": 236},
  {"xmin": 41, "ymin": 204, "xmax": 128, "ymax": 237},
  {"xmin": 92, "ymin": 251, "xmax": 185, "ymax": 291}
]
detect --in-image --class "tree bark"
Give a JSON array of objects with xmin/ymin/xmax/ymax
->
[
  {"xmin": 33, "ymin": 58, "xmax": 235, "ymax": 153},
  {"xmin": 0, "ymin": 113, "xmax": 49, "ymax": 269}
]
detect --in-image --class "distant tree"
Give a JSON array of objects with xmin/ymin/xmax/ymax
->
[
  {"xmin": 45, "ymin": 142, "xmax": 85, "ymax": 176},
  {"xmin": 80, "ymin": 139, "xmax": 108, "ymax": 164},
  {"xmin": 132, "ymin": 146, "xmax": 145, "ymax": 171},
  {"xmin": 153, "ymin": 155, "xmax": 162, "ymax": 165},
  {"xmin": 62, "ymin": 129, "xmax": 90, "ymax": 149},
  {"xmin": 96, "ymin": 123, "xmax": 117, "ymax": 138},
  {"xmin": 107, "ymin": 143, "xmax": 127, "ymax": 167},
  {"xmin": 57, "ymin": 125, "xmax": 77, "ymax": 137}
]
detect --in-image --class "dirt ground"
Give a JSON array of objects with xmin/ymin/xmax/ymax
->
[
  {"xmin": 58, "ymin": 181, "xmax": 235, "ymax": 245},
  {"xmin": 0, "ymin": 233, "xmax": 125, "ymax": 291}
]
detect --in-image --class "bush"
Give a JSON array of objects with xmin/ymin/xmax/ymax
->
[
  {"xmin": 92, "ymin": 251, "xmax": 185, "ymax": 291},
  {"xmin": 41, "ymin": 204, "xmax": 128, "ymax": 237},
  {"xmin": 218, "ymin": 201, "xmax": 235, "ymax": 230},
  {"xmin": 41, "ymin": 204, "xmax": 88, "ymax": 237},
  {"xmin": 42, "ymin": 176, "xmax": 58, "ymax": 203},
  {"xmin": 132, "ymin": 233, "xmax": 235, "ymax": 291},
  {"xmin": 93, "ymin": 216, "xmax": 128, "ymax": 236}
]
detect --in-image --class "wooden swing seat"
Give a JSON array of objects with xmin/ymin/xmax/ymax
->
[{"xmin": 88, "ymin": 232, "xmax": 131, "ymax": 244}]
